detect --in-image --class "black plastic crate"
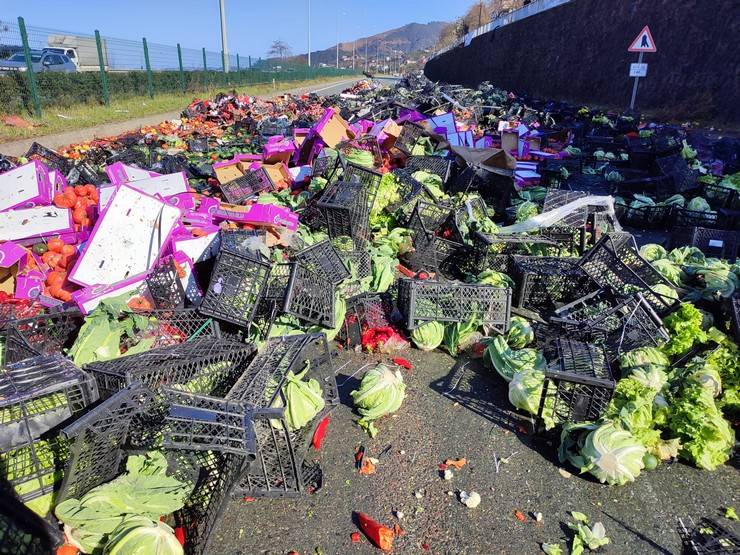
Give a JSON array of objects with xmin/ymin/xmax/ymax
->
[
  {"xmin": 513, "ymin": 256, "xmax": 593, "ymax": 315},
  {"xmin": 0, "ymin": 490, "xmax": 61, "ymax": 554},
  {"xmin": 0, "ymin": 328, "xmax": 40, "ymax": 367},
  {"xmin": 542, "ymin": 189, "xmax": 590, "ymax": 227},
  {"xmin": 227, "ymin": 334, "xmax": 337, "ymax": 499},
  {"xmin": 677, "ymin": 517, "xmax": 740, "ymax": 555},
  {"xmin": 220, "ymin": 168, "xmax": 274, "ymax": 205},
  {"xmin": 24, "ymin": 142, "xmax": 71, "ymax": 173},
  {"xmin": 672, "ymin": 207, "xmax": 720, "ymax": 229},
  {"xmin": 395, "ymin": 122, "xmax": 438, "ymax": 156},
  {"xmin": 386, "ymin": 169, "xmax": 429, "ymax": 214},
  {"xmin": 577, "ymin": 232, "xmax": 679, "ymax": 312},
  {"xmin": 85, "ymin": 337, "xmax": 256, "ymax": 400},
  {"xmin": 538, "ymin": 339, "xmax": 615, "ymax": 424},
  {"xmin": 404, "ymin": 155, "xmax": 453, "ymax": 183},
  {"xmin": 146, "ymin": 259, "xmax": 186, "ymax": 309},
  {"xmin": 106, "ymin": 148, "xmax": 149, "ymax": 167},
  {"xmin": 0, "ymin": 302, "xmax": 46, "ymax": 328},
  {"xmin": 129, "ymin": 309, "xmax": 220, "ymax": 351},
  {"xmin": 263, "ymin": 263, "xmax": 336, "ymax": 329},
  {"xmin": 199, "ymin": 247, "xmax": 272, "ymax": 327},
  {"xmin": 614, "ymin": 199, "xmax": 672, "ymax": 230},
  {"xmin": 162, "ymin": 388, "xmax": 258, "ymax": 456},
  {"xmin": 170, "ymin": 449, "xmax": 247, "ymax": 555},
  {"xmin": 338, "ymin": 293, "xmax": 395, "ymax": 347},
  {"xmin": 730, "ymin": 296, "xmax": 740, "ymax": 345},
  {"xmin": 338, "ymin": 135, "xmax": 383, "ymax": 168},
  {"xmin": 10, "ymin": 311, "xmax": 82, "ymax": 358},
  {"xmin": 537, "ymin": 157, "xmax": 583, "ymax": 189},
  {"xmin": 292, "ymin": 240, "xmax": 350, "ymax": 285},
  {"xmin": 539, "ymin": 226, "xmax": 586, "ymax": 256},
  {"xmin": 670, "ymin": 227, "xmax": 740, "ymax": 262},
  {"xmin": 704, "ymin": 182, "xmax": 739, "ymax": 210},
  {"xmin": 397, "ymin": 278, "xmax": 511, "ymax": 332},
  {"xmin": 657, "ymin": 154, "xmax": 699, "ymax": 194},
  {"xmin": 0, "ymin": 355, "xmax": 98, "ymax": 453},
  {"xmin": 564, "ymin": 173, "xmax": 610, "ymax": 195},
  {"xmin": 452, "ymin": 167, "xmax": 515, "ymax": 219},
  {"xmin": 218, "ymin": 228, "xmax": 267, "ymax": 255},
  {"xmin": 317, "ymin": 180, "xmax": 371, "ymax": 245},
  {"xmin": 342, "ymin": 163, "xmax": 383, "ymax": 214},
  {"xmin": 57, "ymin": 384, "xmax": 153, "ymax": 503},
  {"xmin": 551, "ymin": 290, "xmax": 670, "ymax": 358},
  {"xmin": 312, "ymin": 154, "xmax": 340, "ymax": 181}
]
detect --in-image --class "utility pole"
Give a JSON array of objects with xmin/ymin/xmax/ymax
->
[
  {"xmin": 219, "ymin": 0, "xmax": 229, "ymax": 72},
  {"xmin": 307, "ymin": 0, "xmax": 311, "ymax": 66},
  {"xmin": 364, "ymin": 37, "xmax": 368, "ymax": 72},
  {"xmin": 352, "ymin": 39, "xmax": 355, "ymax": 70},
  {"xmin": 336, "ymin": 11, "xmax": 339, "ymax": 69},
  {"xmin": 478, "ymin": 0, "xmax": 483, "ymax": 27}
]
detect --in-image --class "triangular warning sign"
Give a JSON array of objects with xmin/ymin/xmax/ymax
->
[{"xmin": 628, "ymin": 25, "xmax": 657, "ymax": 52}]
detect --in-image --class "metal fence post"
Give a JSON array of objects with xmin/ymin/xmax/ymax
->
[
  {"xmin": 17, "ymin": 17, "xmax": 41, "ymax": 118},
  {"xmin": 94, "ymin": 30, "xmax": 110, "ymax": 106},
  {"xmin": 142, "ymin": 37, "xmax": 154, "ymax": 98},
  {"xmin": 202, "ymin": 48, "xmax": 207, "ymax": 71},
  {"xmin": 236, "ymin": 53, "xmax": 240, "ymax": 72},
  {"xmin": 248, "ymin": 55, "xmax": 251, "ymax": 69},
  {"xmin": 177, "ymin": 43, "xmax": 186, "ymax": 93},
  {"xmin": 221, "ymin": 50, "xmax": 225, "ymax": 72}
]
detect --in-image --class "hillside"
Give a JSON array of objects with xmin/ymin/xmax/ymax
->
[{"xmin": 283, "ymin": 21, "xmax": 446, "ymax": 67}]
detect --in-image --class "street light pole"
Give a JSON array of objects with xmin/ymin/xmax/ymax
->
[
  {"xmin": 307, "ymin": 0, "xmax": 311, "ymax": 66},
  {"xmin": 352, "ymin": 38, "xmax": 355, "ymax": 70},
  {"xmin": 364, "ymin": 37, "xmax": 368, "ymax": 72},
  {"xmin": 219, "ymin": 0, "xmax": 229, "ymax": 72},
  {"xmin": 335, "ymin": 11, "xmax": 339, "ymax": 69}
]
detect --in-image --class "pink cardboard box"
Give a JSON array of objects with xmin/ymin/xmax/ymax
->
[
  {"xmin": 0, "ymin": 206, "xmax": 75, "ymax": 243},
  {"xmin": 0, "ymin": 161, "xmax": 52, "ymax": 212}
]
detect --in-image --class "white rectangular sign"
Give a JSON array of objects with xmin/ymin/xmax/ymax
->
[{"xmin": 630, "ymin": 63, "xmax": 648, "ymax": 77}]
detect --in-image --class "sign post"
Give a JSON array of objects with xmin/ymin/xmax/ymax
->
[{"xmin": 627, "ymin": 25, "xmax": 657, "ymax": 110}]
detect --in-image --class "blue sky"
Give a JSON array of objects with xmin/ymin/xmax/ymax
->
[{"xmin": 3, "ymin": 0, "xmax": 474, "ymax": 58}]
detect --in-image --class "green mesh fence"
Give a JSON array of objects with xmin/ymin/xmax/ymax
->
[{"xmin": 0, "ymin": 18, "xmax": 358, "ymax": 116}]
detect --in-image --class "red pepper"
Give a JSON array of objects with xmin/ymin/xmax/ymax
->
[
  {"xmin": 356, "ymin": 512, "xmax": 394, "ymax": 551},
  {"xmin": 174, "ymin": 527, "xmax": 186, "ymax": 546},
  {"xmin": 311, "ymin": 416, "xmax": 330, "ymax": 449},
  {"xmin": 392, "ymin": 357, "xmax": 413, "ymax": 370},
  {"xmin": 395, "ymin": 264, "xmax": 416, "ymax": 278},
  {"xmin": 350, "ymin": 532, "xmax": 362, "ymax": 543}
]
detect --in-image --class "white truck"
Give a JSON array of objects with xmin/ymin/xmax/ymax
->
[{"xmin": 46, "ymin": 34, "xmax": 108, "ymax": 71}]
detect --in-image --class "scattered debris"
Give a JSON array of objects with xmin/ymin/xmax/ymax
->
[{"xmin": 459, "ymin": 491, "xmax": 481, "ymax": 508}]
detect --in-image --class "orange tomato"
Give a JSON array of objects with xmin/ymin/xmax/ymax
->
[
  {"xmin": 56, "ymin": 544, "xmax": 79, "ymax": 555},
  {"xmin": 84, "ymin": 184, "xmax": 97, "ymax": 197},
  {"xmin": 53, "ymin": 194, "xmax": 75, "ymax": 209},
  {"xmin": 60, "ymin": 244, "xmax": 76, "ymax": 256},
  {"xmin": 72, "ymin": 208, "xmax": 87, "ymax": 224},
  {"xmin": 74, "ymin": 185, "xmax": 88, "ymax": 197},
  {"xmin": 42, "ymin": 251, "xmax": 63, "ymax": 268},
  {"xmin": 46, "ymin": 271, "xmax": 66, "ymax": 287},
  {"xmin": 127, "ymin": 296, "xmax": 153, "ymax": 311},
  {"xmin": 47, "ymin": 238, "xmax": 65, "ymax": 253}
]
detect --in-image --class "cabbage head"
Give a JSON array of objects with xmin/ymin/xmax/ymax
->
[
  {"xmin": 506, "ymin": 316, "xmax": 534, "ymax": 349},
  {"xmin": 668, "ymin": 246, "xmax": 705, "ymax": 266},
  {"xmin": 472, "ymin": 269, "xmax": 513, "ymax": 288},
  {"xmin": 351, "ymin": 364, "xmax": 406, "ymax": 437},
  {"xmin": 271, "ymin": 365, "xmax": 325, "ymax": 431},
  {"xmin": 484, "ymin": 336, "xmax": 545, "ymax": 382},
  {"xmin": 104, "ymin": 516, "xmax": 183, "ymax": 555},
  {"xmin": 559, "ymin": 421, "xmax": 646, "ymax": 486},
  {"xmin": 638, "ymin": 243, "xmax": 667, "ymax": 262},
  {"xmin": 687, "ymin": 196, "xmax": 711, "ymax": 212},
  {"xmin": 515, "ymin": 201, "xmax": 539, "ymax": 222},
  {"xmin": 410, "ymin": 321, "xmax": 444, "ymax": 351},
  {"xmin": 619, "ymin": 347, "xmax": 670, "ymax": 374},
  {"xmin": 651, "ymin": 259, "xmax": 684, "ymax": 285},
  {"xmin": 412, "ymin": 170, "xmax": 446, "ymax": 201}
]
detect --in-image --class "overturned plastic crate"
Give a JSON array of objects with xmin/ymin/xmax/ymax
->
[
  {"xmin": 220, "ymin": 168, "xmax": 274, "ymax": 205},
  {"xmin": 551, "ymin": 290, "xmax": 669, "ymax": 358},
  {"xmin": 338, "ymin": 135, "xmax": 383, "ymax": 168},
  {"xmin": 387, "ymin": 169, "xmax": 435, "ymax": 215},
  {"xmin": 226, "ymin": 334, "xmax": 337, "ymax": 498},
  {"xmin": 577, "ymin": 232, "xmax": 679, "ymax": 312},
  {"xmin": 9, "ymin": 310, "xmax": 83, "ymax": 359},
  {"xmin": 704, "ymin": 182, "xmax": 739, "ymax": 210},
  {"xmin": 261, "ymin": 263, "xmax": 336, "ymax": 329},
  {"xmin": 537, "ymin": 158, "xmax": 583, "ymax": 189},
  {"xmin": 342, "ymin": 163, "xmax": 383, "ymax": 214},
  {"xmin": 199, "ymin": 247, "xmax": 272, "ymax": 327},
  {"xmin": 513, "ymin": 256, "xmax": 594, "ymax": 315},
  {"xmin": 730, "ymin": 296, "xmax": 740, "ymax": 345},
  {"xmin": 657, "ymin": 154, "xmax": 699, "ymax": 194},
  {"xmin": 121, "ymin": 309, "xmax": 220, "ymax": 352},
  {"xmin": 57, "ymin": 384, "xmax": 153, "ymax": 503},
  {"xmin": 0, "ymin": 490, "xmax": 62, "ymax": 554},
  {"xmin": 395, "ymin": 122, "xmax": 439, "ymax": 156},
  {"xmin": 162, "ymin": 388, "xmax": 258, "ymax": 456},
  {"xmin": 146, "ymin": 259, "xmax": 187, "ymax": 309},
  {"xmin": 397, "ymin": 279, "xmax": 511, "ymax": 332},
  {"xmin": 670, "ymin": 226, "xmax": 740, "ymax": 262},
  {"xmin": 406, "ymin": 207, "xmax": 465, "ymax": 275},
  {"xmin": 0, "ymin": 301, "xmax": 45, "ymax": 328},
  {"xmin": 317, "ymin": 180, "xmax": 371, "ymax": 245},
  {"xmin": 538, "ymin": 339, "xmax": 615, "ymax": 424},
  {"xmin": 338, "ymin": 293, "xmax": 395, "ymax": 347},
  {"xmin": 614, "ymin": 199, "xmax": 672, "ymax": 230},
  {"xmin": 0, "ymin": 355, "xmax": 98, "ymax": 507},
  {"xmin": 24, "ymin": 142, "xmax": 71, "ymax": 174},
  {"xmin": 85, "ymin": 337, "xmax": 256, "ymax": 400},
  {"xmin": 292, "ymin": 240, "xmax": 350, "ymax": 285},
  {"xmin": 0, "ymin": 326, "xmax": 40, "ymax": 367},
  {"xmin": 671, "ymin": 207, "xmax": 721, "ymax": 229},
  {"xmin": 677, "ymin": 516, "xmax": 740, "ymax": 555},
  {"xmin": 312, "ymin": 154, "xmax": 340, "ymax": 181},
  {"xmin": 170, "ymin": 448, "xmax": 247, "ymax": 555}
]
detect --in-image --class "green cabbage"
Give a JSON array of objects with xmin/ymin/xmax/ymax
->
[
  {"xmin": 484, "ymin": 336, "xmax": 545, "ymax": 382},
  {"xmin": 681, "ymin": 140, "xmax": 697, "ymax": 160},
  {"xmin": 661, "ymin": 303, "xmax": 708, "ymax": 356},
  {"xmin": 651, "ymin": 259, "xmax": 684, "ymax": 285},
  {"xmin": 104, "ymin": 516, "xmax": 183, "ymax": 555},
  {"xmin": 508, "ymin": 369, "xmax": 544, "ymax": 415},
  {"xmin": 687, "ymin": 196, "xmax": 711, "ymax": 212},
  {"xmin": 412, "ymin": 170, "xmax": 446, "ymax": 201},
  {"xmin": 410, "ymin": 321, "xmax": 444, "ymax": 351},
  {"xmin": 271, "ymin": 364, "xmax": 325, "ymax": 431},
  {"xmin": 668, "ymin": 246, "xmax": 705, "ymax": 266},
  {"xmin": 443, "ymin": 318, "xmax": 479, "ymax": 355},
  {"xmin": 471, "ymin": 269, "xmax": 513, "ymax": 288},
  {"xmin": 344, "ymin": 148, "xmax": 375, "ymax": 168},
  {"xmin": 350, "ymin": 364, "xmax": 406, "ymax": 437},
  {"xmin": 515, "ymin": 201, "xmax": 539, "ymax": 222},
  {"xmin": 506, "ymin": 316, "xmax": 534, "ymax": 349},
  {"xmin": 559, "ymin": 421, "xmax": 646, "ymax": 486},
  {"xmin": 658, "ymin": 194, "xmax": 686, "ymax": 207},
  {"xmin": 370, "ymin": 255, "xmax": 396, "ymax": 293},
  {"xmin": 638, "ymin": 244, "xmax": 667, "ymax": 262},
  {"xmin": 667, "ymin": 382, "xmax": 734, "ymax": 470},
  {"xmin": 371, "ymin": 173, "xmax": 402, "ymax": 229},
  {"xmin": 619, "ymin": 347, "xmax": 670, "ymax": 373}
]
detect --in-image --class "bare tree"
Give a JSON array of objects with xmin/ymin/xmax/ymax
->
[{"xmin": 268, "ymin": 39, "xmax": 292, "ymax": 59}]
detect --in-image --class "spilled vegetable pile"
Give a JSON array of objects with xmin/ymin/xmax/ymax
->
[{"xmin": 0, "ymin": 72, "xmax": 738, "ymax": 555}]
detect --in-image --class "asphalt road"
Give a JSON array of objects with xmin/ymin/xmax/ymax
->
[{"xmin": 209, "ymin": 349, "xmax": 740, "ymax": 555}]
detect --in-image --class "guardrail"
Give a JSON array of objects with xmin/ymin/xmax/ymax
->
[{"xmin": 430, "ymin": 0, "xmax": 572, "ymax": 60}]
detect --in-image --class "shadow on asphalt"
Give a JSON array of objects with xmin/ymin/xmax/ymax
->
[{"xmin": 601, "ymin": 510, "xmax": 673, "ymax": 554}]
